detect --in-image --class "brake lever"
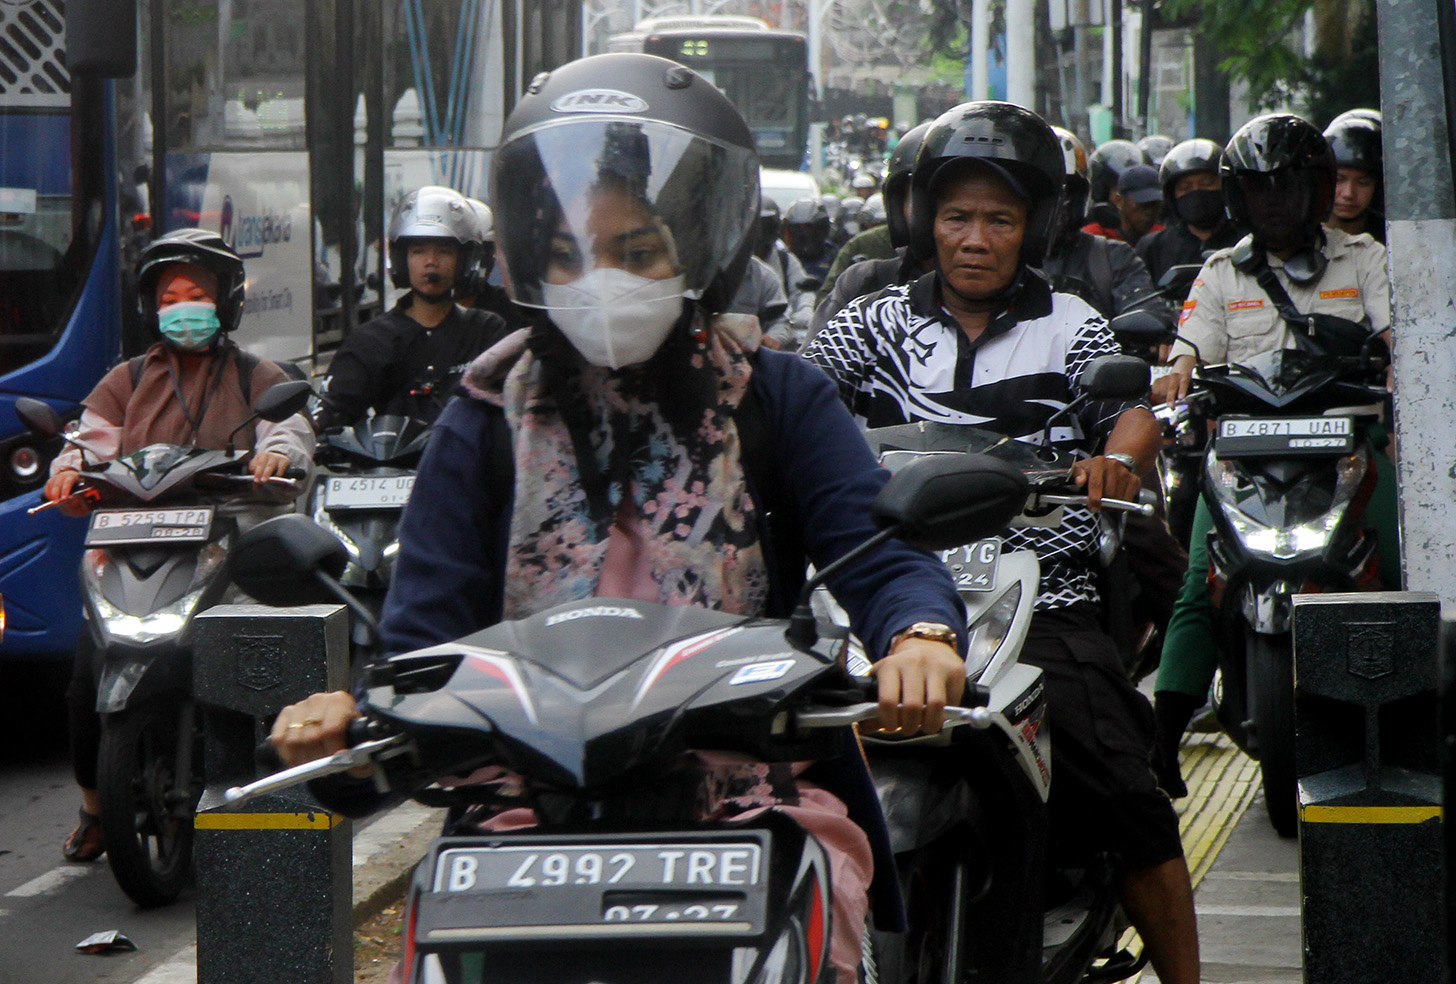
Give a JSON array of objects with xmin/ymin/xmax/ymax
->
[{"xmin": 222, "ymin": 735, "xmax": 407, "ymax": 807}]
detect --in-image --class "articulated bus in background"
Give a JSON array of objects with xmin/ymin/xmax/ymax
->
[
  {"xmin": 0, "ymin": 0, "xmax": 579, "ymax": 669},
  {"xmin": 607, "ymin": 15, "xmax": 812, "ymax": 170}
]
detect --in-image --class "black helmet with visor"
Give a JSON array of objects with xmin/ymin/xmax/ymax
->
[
  {"xmin": 1159, "ymin": 138, "xmax": 1226, "ymax": 222},
  {"xmin": 490, "ymin": 53, "xmax": 759, "ymax": 316},
  {"xmin": 135, "ymin": 228, "xmax": 246, "ymax": 337},
  {"xmin": 1222, "ymin": 114, "xmax": 1335, "ymax": 251},
  {"xmin": 1087, "ymin": 139, "xmax": 1146, "ymax": 203},
  {"xmin": 908, "ymin": 101, "xmax": 1065, "ymax": 267}
]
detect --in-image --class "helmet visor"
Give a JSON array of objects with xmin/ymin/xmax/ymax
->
[{"xmin": 492, "ymin": 118, "xmax": 759, "ymax": 308}]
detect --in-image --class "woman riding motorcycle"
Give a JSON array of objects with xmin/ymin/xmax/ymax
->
[{"xmin": 271, "ymin": 53, "xmax": 969, "ymax": 984}]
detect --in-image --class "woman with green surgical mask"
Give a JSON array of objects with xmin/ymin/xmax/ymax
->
[{"xmin": 44, "ymin": 228, "xmax": 316, "ymax": 864}]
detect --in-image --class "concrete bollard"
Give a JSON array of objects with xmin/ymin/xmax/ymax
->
[
  {"xmin": 1292, "ymin": 591, "xmax": 1444, "ymax": 982},
  {"xmin": 191, "ymin": 604, "xmax": 353, "ymax": 984}
]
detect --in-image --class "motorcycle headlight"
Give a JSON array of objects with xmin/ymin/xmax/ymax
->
[
  {"xmin": 82, "ymin": 548, "xmax": 211, "ymax": 644},
  {"xmin": 965, "ymin": 581, "xmax": 1022, "ymax": 681},
  {"xmin": 312, "ymin": 495, "xmax": 361, "ymax": 562},
  {"xmin": 1208, "ymin": 449, "xmax": 1369, "ymax": 560}
]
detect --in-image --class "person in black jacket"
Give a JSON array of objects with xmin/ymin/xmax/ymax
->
[
  {"xmin": 317, "ymin": 186, "xmax": 509, "ymax": 428},
  {"xmin": 1135, "ymin": 139, "xmax": 1245, "ymax": 286}
]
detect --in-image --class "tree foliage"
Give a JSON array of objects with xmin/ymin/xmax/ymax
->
[{"xmin": 1161, "ymin": 0, "xmax": 1379, "ymax": 115}]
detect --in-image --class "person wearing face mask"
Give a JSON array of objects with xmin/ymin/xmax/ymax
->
[
  {"xmin": 268, "ymin": 53, "xmax": 968, "ymax": 984},
  {"xmin": 1134, "ymin": 138, "xmax": 1246, "ymax": 287},
  {"xmin": 44, "ymin": 228, "xmax": 315, "ymax": 862},
  {"xmin": 1147, "ymin": 115, "xmax": 1397, "ymax": 799},
  {"xmin": 316, "ymin": 186, "xmax": 509, "ymax": 429}
]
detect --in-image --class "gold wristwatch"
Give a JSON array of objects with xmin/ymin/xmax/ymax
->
[{"xmin": 889, "ymin": 621, "xmax": 959, "ymax": 651}]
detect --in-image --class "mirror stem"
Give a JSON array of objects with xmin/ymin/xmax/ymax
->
[{"xmin": 786, "ymin": 524, "xmax": 903, "ymax": 650}]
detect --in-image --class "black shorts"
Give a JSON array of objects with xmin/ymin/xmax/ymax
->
[{"xmin": 1019, "ymin": 604, "xmax": 1184, "ymax": 871}]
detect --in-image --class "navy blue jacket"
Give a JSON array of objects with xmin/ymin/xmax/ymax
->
[
  {"xmin": 364, "ymin": 346, "xmax": 965, "ymax": 930},
  {"xmin": 380, "ymin": 346, "xmax": 964, "ymax": 660}
]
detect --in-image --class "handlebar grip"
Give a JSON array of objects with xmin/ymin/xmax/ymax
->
[
  {"xmin": 255, "ymin": 739, "xmax": 284, "ymax": 772},
  {"xmin": 283, "ymin": 467, "xmax": 307, "ymax": 481}
]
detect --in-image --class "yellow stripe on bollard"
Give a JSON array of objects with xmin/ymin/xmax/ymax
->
[
  {"xmin": 195, "ymin": 812, "xmax": 346, "ymax": 830},
  {"xmin": 1299, "ymin": 805, "xmax": 1442, "ymax": 824}
]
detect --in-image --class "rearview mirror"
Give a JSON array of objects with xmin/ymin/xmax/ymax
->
[
  {"xmin": 1158, "ymin": 264, "xmax": 1202, "ymax": 291},
  {"xmin": 1079, "ymin": 355, "xmax": 1151, "ymax": 401},
  {"xmin": 1109, "ymin": 309, "xmax": 1171, "ymax": 342},
  {"xmin": 871, "ymin": 452, "xmax": 1030, "ymax": 551},
  {"xmin": 15, "ymin": 397, "xmax": 63, "ymax": 439},
  {"xmin": 253, "ymin": 380, "xmax": 315, "ymax": 423},
  {"xmin": 231, "ymin": 514, "xmax": 347, "ymax": 606}
]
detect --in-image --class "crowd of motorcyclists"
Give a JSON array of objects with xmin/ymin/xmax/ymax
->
[{"xmin": 35, "ymin": 44, "xmax": 1394, "ymax": 984}]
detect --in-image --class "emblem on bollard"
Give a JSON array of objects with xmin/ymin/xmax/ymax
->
[
  {"xmin": 237, "ymin": 635, "xmax": 285, "ymax": 691},
  {"xmin": 1345, "ymin": 622, "xmax": 1394, "ymax": 680}
]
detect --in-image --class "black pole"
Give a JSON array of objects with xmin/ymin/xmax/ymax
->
[{"xmin": 1109, "ymin": 0, "xmax": 1125, "ymax": 137}]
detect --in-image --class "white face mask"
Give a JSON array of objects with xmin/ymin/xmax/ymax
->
[{"xmin": 540, "ymin": 269, "xmax": 687, "ymax": 370}]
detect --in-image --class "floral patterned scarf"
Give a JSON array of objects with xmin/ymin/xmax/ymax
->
[{"xmin": 491, "ymin": 314, "xmax": 769, "ymax": 618}]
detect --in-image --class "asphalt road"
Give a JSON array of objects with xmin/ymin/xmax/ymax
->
[{"xmin": 0, "ymin": 665, "xmax": 196, "ymax": 984}]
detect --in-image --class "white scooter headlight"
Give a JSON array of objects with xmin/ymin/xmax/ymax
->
[
  {"xmin": 82, "ymin": 544, "xmax": 227, "ymax": 645},
  {"xmin": 964, "ymin": 581, "xmax": 1022, "ymax": 681}
]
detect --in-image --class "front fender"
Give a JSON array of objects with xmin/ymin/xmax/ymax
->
[{"xmin": 96, "ymin": 648, "xmax": 190, "ymax": 713}]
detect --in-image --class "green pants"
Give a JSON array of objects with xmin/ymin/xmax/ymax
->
[{"xmin": 1156, "ymin": 442, "xmax": 1402, "ymax": 699}]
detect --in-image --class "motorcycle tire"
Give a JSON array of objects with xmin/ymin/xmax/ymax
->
[
  {"xmin": 1248, "ymin": 630, "xmax": 1299, "ymax": 838},
  {"xmin": 868, "ymin": 851, "xmax": 964, "ymax": 984},
  {"xmin": 97, "ymin": 703, "xmax": 198, "ymax": 907}
]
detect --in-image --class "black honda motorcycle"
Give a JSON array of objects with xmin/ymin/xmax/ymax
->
[
  {"xmin": 1193, "ymin": 346, "xmax": 1390, "ymax": 836},
  {"xmin": 16, "ymin": 380, "xmax": 311, "ymax": 906},
  {"xmin": 222, "ymin": 451, "xmax": 1030, "ymax": 984}
]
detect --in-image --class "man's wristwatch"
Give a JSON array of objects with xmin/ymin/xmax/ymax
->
[
  {"xmin": 1105, "ymin": 452, "xmax": 1139, "ymax": 473},
  {"xmin": 889, "ymin": 621, "xmax": 959, "ymax": 651}
]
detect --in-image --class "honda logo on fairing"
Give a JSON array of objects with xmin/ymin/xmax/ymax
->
[
  {"xmin": 546, "ymin": 605, "xmax": 645, "ymax": 626},
  {"xmin": 551, "ymin": 89, "xmax": 649, "ymax": 114}
]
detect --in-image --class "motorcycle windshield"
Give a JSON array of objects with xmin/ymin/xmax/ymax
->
[
  {"xmin": 864, "ymin": 421, "xmax": 1074, "ymax": 483},
  {"xmin": 328, "ymin": 414, "xmax": 431, "ymax": 463}
]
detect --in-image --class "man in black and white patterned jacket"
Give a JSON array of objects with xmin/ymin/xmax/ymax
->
[{"xmin": 803, "ymin": 102, "xmax": 1200, "ymax": 984}]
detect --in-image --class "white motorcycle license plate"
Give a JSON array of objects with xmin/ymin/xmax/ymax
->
[
  {"xmin": 324, "ymin": 475, "xmax": 415, "ymax": 510},
  {"xmin": 418, "ymin": 834, "xmax": 769, "ymax": 942},
  {"xmin": 84, "ymin": 507, "xmax": 214, "ymax": 546},
  {"xmin": 940, "ymin": 538, "xmax": 1001, "ymax": 592},
  {"xmin": 1215, "ymin": 416, "xmax": 1355, "ymax": 457}
]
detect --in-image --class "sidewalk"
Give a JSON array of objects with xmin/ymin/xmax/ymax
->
[{"xmin": 134, "ymin": 801, "xmax": 445, "ymax": 984}]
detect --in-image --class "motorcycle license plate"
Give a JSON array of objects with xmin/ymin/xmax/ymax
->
[
  {"xmin": 84, "ymin": 507, "xmax": 214, "ymax": 546},
  {"xmin": 1215, "ymin": 416, "xmax": 1355, "ymax": 457},
  {"xmin": 939, "ymin": 538, "xmax": 1000, "ymax": 592},
  {"xmin": 324, "ymin": 475, "xmax": 415, "ymax": 510},
  {"xmin": 415, "ymin": 831, "xmax": 769, "ymax": 943}
]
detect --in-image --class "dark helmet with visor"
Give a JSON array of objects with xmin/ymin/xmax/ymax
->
[
  {"xmin": 883, "ymin": 120, "xmax": 932, "ymax": 249},
  {"xmin": 1087, "ymin": 139, "xmax": 1146, "ymax": 203},
  {"xmin": 135, "ymin": 228, "xmax": 246, "ymax": 336},
  {"xmin": 1323, "ymin": 114, "xmax": 1382, "ymax": 174},
  {"xmin": 386, "ymin": 185, "xmax": 481, "ymax": 290},
  {"xmin": 908, "ymin": 101, "xmax": 1065, "ymax": 267},
  {"xmin": 783, "ymin": 197, "xmax": 832, "ymax": 252},
  {"xmin": 490, "ymin": 53, "xmax": 759, "ymax": 316},
  {"xmin": 1222, "ymin": 113, "xmax": 1335, "ymax": 249}
]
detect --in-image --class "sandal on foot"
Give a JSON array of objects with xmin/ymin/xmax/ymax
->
[{"xmin": 63, "ymin": 808, "xmax": 105, "ymax": 862}]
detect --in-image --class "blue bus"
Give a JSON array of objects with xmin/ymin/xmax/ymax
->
[{"xmin": 0, "ymin": 0, "xmax": 580, "ymax": 664}]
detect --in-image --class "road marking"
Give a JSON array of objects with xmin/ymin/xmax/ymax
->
[
  {"xmin": 5, "ymin": 864, "xmax": 94, "ymax": 897},
  {"xmin": 133, "ymin": 943, "xmax": 196, "ymax": 984},
  {"xmin": 1197, "ymin": 904, "xmax": 1303, "ymax": 917}
]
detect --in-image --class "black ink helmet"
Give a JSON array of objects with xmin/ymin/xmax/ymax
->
[
  {"xmin": 883, "ymin": 120, "xmax": 932, "ymax": 249},
  {"xmin": 1087, "ymin": 139, "xmax": 1146, "ymax": 204},
  {"xmin": 490, "ymin": 53, "xmax": 760, "ymax": 315},
  {"xmin": 1158, "ymin": 138, "xmax": 1225, "ymax": 214},
  {"xmin": 1222, "ymin": 113, "xmax": 1335, "ymax": 249},
  {"xmin": 386, "ymin": 185, "xmax": 481, "ymax": 290},
  {"xmin": 135, "ymin": 228, "xmax": 246, "ymax": 336},
  {"xmin": 908, "ymin": 101, "xmax": 1065, "ymax": 267}
]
